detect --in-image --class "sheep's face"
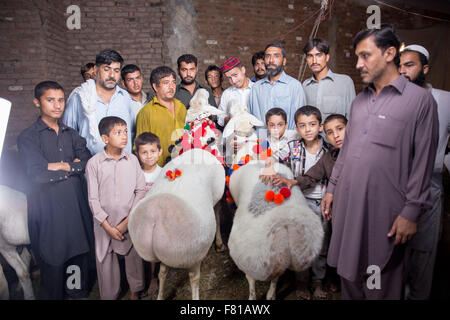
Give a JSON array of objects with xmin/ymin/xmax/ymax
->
[
  {"xmin": 235, "ymin": 119, "xmax": 254, "ymax": 137},
  {"xmin": 186, "ymin": 88, "xmax": 225, "ymax": 122}
]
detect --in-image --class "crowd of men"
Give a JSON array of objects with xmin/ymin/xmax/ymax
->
[{"xmin": 15, "ymin": 23, "xmax": 449, "ymax": 300}]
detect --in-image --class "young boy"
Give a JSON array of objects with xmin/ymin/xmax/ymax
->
[
  {"xmin": 86, "ymin": 116, "xmax": 146, "ymax": 300},
  {"xmin": 271, "ymin": 113, "xmax": 347, "ymax": 297},
  {"xmin": 271, "ymin": 114, "xmax": 347, "ymax": 191},
  {"xmin": 135, "ymin": 132, "xmax": 163, "ymax": 192},
  {"xmin": 17, "ymin": 81, "xmax": 94, "ymax": 299},
  {"xmin": 134, "ymin": 131, "xmax": 162, "ymax": 296},
  {"xmin": 265, "ymin": 107, "xmax": 300, "ymax": 162},
  {"xmin": 266, "ymin": 105, "xmax": 330, "ymax": 300}
]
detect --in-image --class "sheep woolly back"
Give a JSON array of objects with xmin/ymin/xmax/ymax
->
[
  {"xmin": 129, "ymin": 149, "xmax": 225, "ymax": 269},
  {"xmin": 228, "ymin": 161, "xmax": 324, "ymax": 281},
  {"xmin": 0, "ymin": 185, "xmax": 29, "ymax": 246}
]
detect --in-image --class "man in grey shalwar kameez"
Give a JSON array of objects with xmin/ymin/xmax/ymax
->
[
  {"xmin": 399, "ymin": 44, "xmax": 450, "ymax": 299},
  {"xmin": 321, "ymin": 25, "xmax": 439, "ymax": 299}
]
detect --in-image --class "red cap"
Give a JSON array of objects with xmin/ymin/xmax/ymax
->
[{"xmin": 220, "ymin": 56, "xmax": 241, "ymax": 73}]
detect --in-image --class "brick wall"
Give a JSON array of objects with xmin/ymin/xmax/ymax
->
[
  {"xmin": 162, "ymin": 0, "xmax": 440, "ymax": 93},
  {"xmin": 0, "ymin": 0, "xmax": 49, "ymax": 146},
  {"xmin": 0, "ymin": 0, "xmax": 447, "ymax": 151}
]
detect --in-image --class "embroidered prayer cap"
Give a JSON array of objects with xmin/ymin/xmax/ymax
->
[
  {"xmin": 402, "ymin": 44, "xmax": 429, "ymax": 61},
  {"xmin": 220, "ymin": 56, "xmax": 241, "ymax": 73}
]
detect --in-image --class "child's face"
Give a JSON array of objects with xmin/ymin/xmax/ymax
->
[
  {"xmin": 137, "ymin": 143, "xmax": 162, "ymax": 168},
  {"xmin": 324, "ymin": 119, "xmax": 346, "ymax": 149},
  {"xmin": 267, "ymin": 115, "xmax": 287, "ymax": 139},
  {"xmin": 33, "ymin": 89, "xmax": 65, "ymax": 121},
  {"xmin": 101, "ymin": 124, "xmax": 128, "ymax": 149},
  {"xmin": 296, "ymin": 114, "xmax": 322, "ymax": 143}
]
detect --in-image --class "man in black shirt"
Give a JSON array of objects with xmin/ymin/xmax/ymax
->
[
  {"xmin": 174, "ymin": 54, "xmax": 216, "ymax": 109},
  {"xmin": 17, "ymin": 81, "xmax": 95, "ymax": 299}
]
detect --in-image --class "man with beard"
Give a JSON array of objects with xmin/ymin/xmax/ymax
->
[
  {"xmin": 251, "ymin": 51, "xmax": 266, "ymax": 82},
  {"xmin": 399, "ymin": 44, "xmax": 450, "ymax": 300},
  {"xmin": 249, "ymin": 43, "xmax": 306, "ymax": 129},
  {"xmin": 174, "ymin": 54, "xmax": 216, "ymax": 109},
  {"xmin": 302, "ymin": 38, "xmax": 356, "ymax": 122},
  {"xmin": 321, "ymin": 25, "xmax": 438, "ymax": 299},
  {"xmin": 64, "ymin": 49, "xmax": 135, "ymax": 154}
]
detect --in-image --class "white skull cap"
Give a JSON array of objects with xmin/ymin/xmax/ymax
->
[{"xmin": 402, "ymin": 44, "xmax": 430, "ymax": 61}]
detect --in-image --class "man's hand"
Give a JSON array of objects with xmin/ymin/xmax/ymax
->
[
  {"xmin": 259, "ymin": 174, "xmax": 275, "ymax": 185},
  {"xmin": 116, "ymin": 218, "xmax": 128, "ymax": 235},
  {"xmin": 387, "ymin": 215, "xmax": 417, "ymax": 245},
  {"xmin": 272, "ymin": 176, "xmax": 297, "ymax": 188},
  {"xmin": 321, "ymin": 193, "xmax": 334, "ymax": 221},
  {"xmin": 224, "ymin": 115, "xmax": 231, "ymax": 126},
  {"xmin": 102, "ymin": 220, "xmax": 124, "ymax": 241},
  {"xmin": 48, "ymin": 162, "xmax": 71, "ymax": 172}
]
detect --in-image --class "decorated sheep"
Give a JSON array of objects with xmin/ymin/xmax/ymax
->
[
  {"xmin": 222, "ymin": 99, "xmax": 265, "ymax": 165},
  {"xmin": 170, "ymin": 89, "xmax": 228, "ymax": 252},
  {"xmin": 0, "ymin": 185, "xmax": 34, "ymax": 300},
  {"xmin": 128, "ymin": 148, "xmax": 225, "ymax": 300},
  {"xmin": 227, "ymin": 161, "xmax": 324, "ymax": 300},
  {"xmin": 171, "ymin": 88, "xmax": 225, "ymax": 164}
]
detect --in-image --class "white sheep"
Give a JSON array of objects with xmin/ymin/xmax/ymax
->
[
  {"xmin": 128, "ymin": 148, "xmax": 225, "ymax": 300},
  {"xmin": 171, "ymin": 88, "xmax": 227, "ymax": 252},
  {"xmin": 222, "ymin": 99, "xmax": 264, "ymax": 166},
  {"xmin": 228, "ymin": 161, "xmax": 324, "ymax": 300},
  {"xmin": 185, "ymin": 88, "xmax": 225, "ymax": 124},
  {"xmin": 0, "ymin": 185, "xmax": 34, "ymax": 300}
]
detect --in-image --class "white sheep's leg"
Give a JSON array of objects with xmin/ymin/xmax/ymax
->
[
  {"xmin": 0, "ymin": 263, "xmax": 9, "ymax": 300},
  {"xmin": 157, "ymin": 263, "xmax": 168, "ymax": 300},
  {"xmin": 188, "ymin": 262, "xmax": 201, "ymax": 300},
  {"xmin": 0, "ymin": 247, "xmax": 34, "ymax": 300},
  {"xmin": 19, "ymin": 247, "xmax": 31, "ymax": 270},
  {"xmin": 246, "ymin": 274, "xmax": 257, "ymax": 300},
  {"xmin": 266, "ymin": 277, "xmax": 278, "ymax": 300},
  {"xmin": 214, "ymin": 203, "xmax": 227, "ymax": 252}
]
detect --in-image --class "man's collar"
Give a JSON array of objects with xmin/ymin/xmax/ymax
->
[
  {"xmin": 95, "ymin": 85, "xmax": 126, "ymax": 103},
  {"xmin": 99, "ymin": 148, "xmax": 129, "ymax": 162},
  {"xmin": 177, "ymin": 81, "xmax": 200, "ymax": 91},
  {"xmin": 152, "ymin": 95, "xmax": 180, "ymax": 109},
  {"xmin": 35, "ymin": 117, "xmax": 69, "ymax": 132},
  {"xmin": 264, "ymin": 71, "xmax": 289, "ymax": 84},
  {"xmin": 304, "ymin": 68, "xmax": 335, "ymax": 86},
  {"xmin": 230, "ymin": 78, "xmax": 253, "ymax": 90},
  {"xmin": 130, "ymin": 90, "xmax": 147, "ymax": 103},
  {"xmin": 366, "ymin": 74, "xmax": 407, "ymax": 95}
]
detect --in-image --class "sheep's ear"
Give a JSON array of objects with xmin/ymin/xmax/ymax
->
[
  {"xmin": 248, "ymin": 115, "xmax": 265, "ymax": 127},
  {"xmin": 222, "ymin": 119, "xmax": 236, "ymax": 138},
  {"xmin": 206, "ymin": 105, "xmax": 225, "ymax": 116}
]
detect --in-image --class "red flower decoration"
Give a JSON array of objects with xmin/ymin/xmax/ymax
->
[
  {"xmin": 274, "ymin": 193, "xmax": 284, "ymax": 204},
  {"xmin": 279, "ymin": 187, "xmax": 291, "ymax": 199},
  {"xmin": 166, "ymin": 169, "xmax": 181, "ymax": 181},
  {"xmin": 265, "ymin": 190, "xmax": 275, "ymax": 202}
]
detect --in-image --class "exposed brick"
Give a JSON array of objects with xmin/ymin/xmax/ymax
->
[{"xmin": 0, "ymin": 0, "xmax": 446, "ymax": 150}]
